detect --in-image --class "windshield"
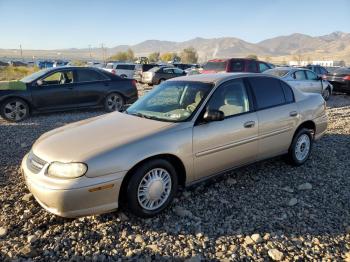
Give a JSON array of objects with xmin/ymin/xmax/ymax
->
[
  {"xmin": 20, "ymin": 68, "xmax": 51, "ymax": 83},
  {"xmin": 126, "ymin": 81, "xmax": 213, "ymax": 122},
  {"xmin": 202, "ymin": 61, "xmax": 227, "ymax": 71},
  {"xmin": 264, "ymin": 68, "xmax": 290, "ymax": 77}
]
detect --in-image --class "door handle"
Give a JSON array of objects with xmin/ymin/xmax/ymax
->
[
  {"xmin": 289, "ymin": 111, "xmax": 298, "ymax": 117},
  {"xmin": 244, "ymin": 121, "xmax": 255, "ymax": 128}
]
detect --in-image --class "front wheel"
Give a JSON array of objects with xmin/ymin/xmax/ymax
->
[
  {"xmin": 287, "ymin": 128, "xmax": 313, "ymax": 166},
  {"xmin": 104, "ymin": 93, "xmax": 124, "ymax": 112},
  {"xmin": 126, "ymin": 159, "xmax": 178, "ymax": 217},
  {"xmin": 0, "ymin": 98, "xmax": 29, "ymax": 122}
]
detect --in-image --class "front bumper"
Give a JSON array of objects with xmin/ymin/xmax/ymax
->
[{"xmin": 21, "ymin": 154, "xmax": 126, "ymax": 218}]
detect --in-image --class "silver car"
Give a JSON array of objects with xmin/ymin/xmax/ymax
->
[
  {"xmin": 21, "ymin": 73, "xmax": 328, "ymax": 218},
  {"xmin": 265, "ymin": 67, "xmax": 333, "ymax": 100}
]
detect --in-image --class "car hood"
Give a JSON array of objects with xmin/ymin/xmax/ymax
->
[{"xmin": 33, "ymin": 112, "xmax": 174, "ymax": 163}]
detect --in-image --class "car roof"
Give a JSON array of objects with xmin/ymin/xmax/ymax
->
[{"xmin": 168, "ymin": 72, "xmax": 276, "ymax": 84}]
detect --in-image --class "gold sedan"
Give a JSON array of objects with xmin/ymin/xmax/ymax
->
[{"xmin": 22, "ymin": 73, "xmax": 328, "ymax": 217}]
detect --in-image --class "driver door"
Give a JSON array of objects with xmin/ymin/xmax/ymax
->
[
  {"xmin": 192, "ymin": 79, "xmax": 258, "ymax": 180},
  {"xmin": 31, "ymin": 69, "xmax": 80, "ymax": 110}
]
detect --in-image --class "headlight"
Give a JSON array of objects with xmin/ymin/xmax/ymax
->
[{"xmin": 47, "ymin": 162, "xmax": 87, "ymax": 179}]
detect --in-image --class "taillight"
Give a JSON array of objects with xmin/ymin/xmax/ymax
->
[
  {"xmin": 111, "ymin": 69, "xmax": 116, "ymax": 74},
  {"xmin": 322, "ymin": 74, "xmax": 327, "ymax": 80},
  {"xmin": 343, "ymin": 75, "xmax": 350, "ymax": 81},
  {"xmin": 131, "ymin": 80, "xmax": 137, "ymax": 87}
]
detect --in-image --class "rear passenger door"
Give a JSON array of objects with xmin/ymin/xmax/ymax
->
[
  {"xmin": 248, "ymin": 77, "xmax": 299, "ymax": 160},
  {"xmin": 305, "ymin": 70, "xmax": 323, "ymax": 94},
  {"xmin": 75, "ymin": 68, "xmax": 110, "ymax": 106}
]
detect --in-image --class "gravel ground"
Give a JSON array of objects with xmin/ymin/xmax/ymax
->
[{"xmin": 0, "ymin": 90, "xmax": 350, "ymax": 261}]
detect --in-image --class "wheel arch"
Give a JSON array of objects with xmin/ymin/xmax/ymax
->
[
  {"xmin": 0, "ymin": 96, "xmax": 33, "ymax": 112},
  {"xmin": 118, "ymin": 153, "xmax": 187, "ymax": 205},
  {"xmin": 294, "ymin": 120, "xmax": 316, "ymax": 139}
]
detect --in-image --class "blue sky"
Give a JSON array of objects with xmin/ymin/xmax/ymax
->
[{"xmin": 0, "ymin": 0, "xmax": 349, "ymax": 49}]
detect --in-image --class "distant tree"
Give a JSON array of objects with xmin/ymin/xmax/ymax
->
[
  {"xmin": 160, "ymin": 52, "xmax": 174, "ymax": 62},
  {"xmin": 148, "ymin": 52, "xmax": 160, "ymax": 63},
  {"xmin": 246, "ymin": 54, "xmax": 258, "ymax": 60},
  {"xmin": 264, "ymin": 56, "xmax": 271, "ymax": 62},
  {"xmin": 180, "ymin": 47, "xmax": 198, "ymax": 63},
  {"xmin": 70, "ymin": 60, "xmax": 86, "ymax": 66},
  {"xmin": 108, "ymin": 48, "xmax": 135, "ymax": 62}
]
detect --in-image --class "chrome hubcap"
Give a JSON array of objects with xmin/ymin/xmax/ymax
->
[
  {"xmin": 107, "ymin": 94, "xmax": 122, "ymax": 111},
  {"xmin": 137, "ymin": 168, "xmax": 172, "ymax": 210},
  {"xmin": 295, "ymin": 134, "xmax": 311, "ymax": 161},
  {"xmin": 4, "ymin": 101, "xmax": 27, "ymax": 121}
]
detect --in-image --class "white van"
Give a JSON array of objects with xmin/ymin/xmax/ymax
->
[{"xmin": 103, "ymin": 63, "xmax": 136, "ymax": 78}]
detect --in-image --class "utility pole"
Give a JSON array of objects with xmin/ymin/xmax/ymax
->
[
  {"xmin": 19, "ymin": 44, "xmax": 23, "ymax": 61},
  {"xmin": 89, "ymin": 45, "xmax": 92, "ymax": 60},
  {"xmin": 101, "ymin": 43, "xmax": 105, "ymax": 63}
]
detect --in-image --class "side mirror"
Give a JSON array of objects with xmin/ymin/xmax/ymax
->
[
  {"xmin": 203, "ymin": 109, "xmax": 225, "ymax": 122},
  {"xmin": 36, "ymin": 80, "xmax": 43, "ymax": 86}
]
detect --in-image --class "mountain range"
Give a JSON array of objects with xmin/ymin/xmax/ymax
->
[{"xmin": 1, "ymin": 31, "xmax": 349, "ymax": 63}]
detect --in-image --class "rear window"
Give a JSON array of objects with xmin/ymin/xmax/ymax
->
[
  {"xmin": 264, "ymin": 69, "xmax": 290, "ymax": 77},
  {"xmin": 249, "ymin": 77, "xmax": 286, "ymax": 110},
  {"xmin": 116, "ymin": 64, "xmax": 135, "ymax": 70},
  {"xmin": 203, "ymin": 61, "xmax": 227, "ymax": 71},
  {"xmin": 142, "ymin": 64, "xmax": 158, "ymax": 71}
]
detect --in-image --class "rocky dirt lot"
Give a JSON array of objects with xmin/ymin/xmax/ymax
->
[{"xmin": 0, "ymin": 91, "xmax": 350, "ymax": 261}]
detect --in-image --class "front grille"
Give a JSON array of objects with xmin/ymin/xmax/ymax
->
[{"xmin": 27, "ymin": 151, "xmax": 47, "ymax": 174}]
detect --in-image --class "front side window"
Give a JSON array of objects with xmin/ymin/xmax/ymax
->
[
  {"xmin": 126, "ymin": 81, "xmax": 212, "ymax": 122},
  {"xmin": 173, "ymin": 68, "xmax": 184, "ymax": 74},
  {"xmin": 249, "ymin": 77, "xmax": 286, "ymax": 110},
  {"xmin": 305, "ymin": 70, "xmax": 318, "ymax": 80},
  {"xmin": 206, "ymin": 79, "xmax": 250, "ymax": 118},
  {"xmin": 294, "ymin": 70, "xmax": 307, "ymax": 80},
  {"xmin": 76, "ymin": 69, "xmax": 107, "ymax": 82},
  {"xmin": 41, "ymin": 70, "xmax": 74, "ymax": 86}
]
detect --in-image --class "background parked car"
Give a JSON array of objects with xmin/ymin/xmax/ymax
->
[
  {"xmin": 0, "ymin": 67, "xmax": 138, "ymax": 122},
  {"xmin": 172, "ymin": 63, "xmax": 198, "ymax": 71},
  {"xmin": 265, "ymin": 67, "xmax": 333, "ymax": 100},
  {"xmin": 304, "ymin": 64, "xmax": 329, "ymax": 79},
  {"xmin": 201, "ymin": 58, "xmax": 273, "ymax": 74},
  {"xmin": 142, "ymin": 66, "xmax": 185, "ymax": 85},
  {"xmin": 133, "ymin": 63, "xmax": 160, "ymax": 83},
  {"xmin": 86, "ymin": 61, "xmax": 104, "ymax": 68},
  {"xmin": 103, "ymin": 63, "xmax": 136, "ymax": 78},
  {"xmin": 325, "ymin": 67, "xmax": 350, "ymax": 94}
]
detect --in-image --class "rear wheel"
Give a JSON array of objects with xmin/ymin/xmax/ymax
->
[
  {"xmin": 287, "ymin": 128, "xmax": 313, "ymax": 166},
  {"xmin": 104, "ymin": 93, "xmax": 124, "ymax": 112},
  {"xmin": 322, "ymin": 87, "xmax": 331, "ymax": 101},
  {"xmin": 126, "ymin": 159, "xmax": 178, "ymax": 217},
  {"xmin": 120, "ymin": 74, "xmax": 127, "ymax": 78},
  {"xmin": 0, "ymin": 98, "xmax": 29, "ymax": 122}
]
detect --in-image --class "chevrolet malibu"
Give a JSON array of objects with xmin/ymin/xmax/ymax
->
[{"xmin": 22, "ymin": 73, "xmax": 328, "ymax": 218}]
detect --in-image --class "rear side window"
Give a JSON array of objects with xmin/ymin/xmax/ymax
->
[
  {"xmin": 258, "ymin": 62, "xmax": 270, "ymax": 72},
  {"xmin": 247, "ymin": 61, "xmax": 257, "ymax": 72},
  {"xmin": 305, "ymin": 70, "xmax": 318, "ymax": 80},
  {"xmin": 294, "ymin": 70, "xmax": 307, "ymax": 80},
  {"xmin": 280, "ymin": 81, "xmax": 294, "ymax": 103},
  {"xmin": 249, "ymin": 77, "xmax": 286, "ymax": 110},
  {"xmin": 76, "ymin": 69, "xmax": 107, "ymax": 82},
  {"xmin": 163, "ymin": 68, "xmax": 174, "ymax": 74},
  {"xmin": 203, "ymin": 61, "xmax": 227, "ymax": 71},
  {"xmin": 116, "ymin": 64, "xmax": 135, "ymax": 70},
  {"xmin": 230, "ymin": 60, "xmax": 245, "ymax": 72}
]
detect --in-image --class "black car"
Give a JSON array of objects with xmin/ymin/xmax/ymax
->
[
  {"xmin": 142, "ymin": 66, "xmax": 186, "ymax": 85},
  {"xmin": 0, "ymin": 66, "xmax": 138, "ymax": 122},
  {"xmin": 326, "ymin": 67, "xmax": 350, "ymax": 94}
]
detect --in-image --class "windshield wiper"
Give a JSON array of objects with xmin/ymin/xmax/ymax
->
[{"xmin": 128, "ymin": 112, "xmax": 155, "ymax": 120}]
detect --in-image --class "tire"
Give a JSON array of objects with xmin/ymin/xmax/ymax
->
[
  {"xmin": 104, "ymin": 93, "xmax": 124, "ymax": 112},
  {"xmin": 0, "ymin": 98, "xmax": 29, "ymax": 122},
  {"xmin": 126, "ymin": 159, "xmax": 178, "ymax": 217},
  {"xmin": 287, "ymin": 128, "xmax": 313, "ymax": 166},
  {"xmin": 322, "ymin": 87, "xmax": 331, "ymax": 101},
  {"xmin": 158, "ymin": 79, "xmax": 165, "ymax": 85},
  {"xmin": 120, "ymin": 74, "xmax": 127, "ymax": 78}
]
